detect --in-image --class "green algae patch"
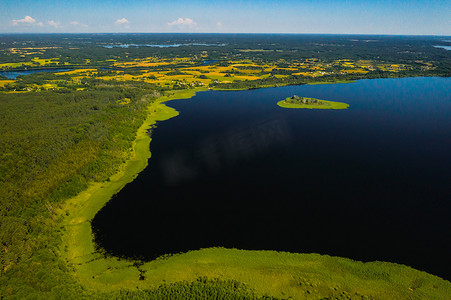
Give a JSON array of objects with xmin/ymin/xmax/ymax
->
[{"xmin": 278, "ymin": 95, "xmax": 349, "ymax": 109}]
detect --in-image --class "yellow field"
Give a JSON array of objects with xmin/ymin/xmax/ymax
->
[
  {"xmin": 9, "ymin": 47, "xmax": 60, "ymax": 55},
  {"xmin": 45, "ymin": 57, "xmax": 334, "ymax": 88},
  {"xmin": 0, "ymin": 57, "xmax": 61, "ymax": 69},
  {"xmin": 292, "ymin": 72, "xmax": 324, "ymax": 77},
  {"xmin": 41, "ymin": 83, "xmax": 57, "ymax": 90},
  {"xmin": 117, "ymin": 98, "xmax": 131, "ymax": 105},
  {"xmin": 0, "ymin": 62, "xmax": 33, "ymax": 68},
  {"xmin": 1, "ymin": 55, "xmax": 412, "ymax": 93},
  {"xmin": 32, "ymin": 57, "xmax": 60, "ymax": 65},
  {"xmin": 341, "ymin": 69, "xmax": 369, "ymax": 74},
  {"xmin": 0, "ymin": 80, "xmax": 15, "ymax": 87},
  {"xmin": 237, "ymin": 69, "xmax": 262, "ymax": 74}
]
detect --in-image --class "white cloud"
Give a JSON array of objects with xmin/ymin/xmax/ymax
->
[
  {"xmin": 115, "ymin": 18, "xmax": 129, "ymax": 25},
  {"xmin": 70, "ymin": 21, "xmax": 88, "ymax": 28},
  {"xmin": 47, "ymin": 20, "xmax": 60, "ymax": 28},
  {"xmin": 168, "ymin": 18, "xmax": 197, "ymax": 27},
  {"xmin": 216, "ymin": 22, "xmax": 223, "ymax": 27},
  {"xmin": 12, "ymin": 16, "xmax": 36, "ymax": 26}
]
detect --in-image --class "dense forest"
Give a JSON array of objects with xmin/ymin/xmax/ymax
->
[{"xmin": 0, "ymin": 81, "xmax": 161, "ymax": 298}]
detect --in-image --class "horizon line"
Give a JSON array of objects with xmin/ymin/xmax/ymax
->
[{"xmin": 0, "ymin": 32, "xmax": 450, "ymax": 37}]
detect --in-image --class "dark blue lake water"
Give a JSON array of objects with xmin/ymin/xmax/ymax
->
[
  {"xmin": 0, "ymin": 68, "xmax": 71, "ymax": 79},
  {"xmin": 92, "ymin": 77, "xmax": 451, "ymax": 279}
]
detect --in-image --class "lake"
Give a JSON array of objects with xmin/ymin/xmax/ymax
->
[
  {"xmin": 434, "ymin": 45, "xmax": 451, "ymax": 51},
  {"xmin": 92, "ymin": 77, "xmax": 451, "ymax": 280},
  {"xmin": 0, "ymin": 68, "xmax": 71, "ymax": 79}
]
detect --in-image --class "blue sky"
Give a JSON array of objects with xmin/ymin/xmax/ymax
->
[{"xmin": 1, "ymin": 0, "xmax": 450, "ymax": 35}]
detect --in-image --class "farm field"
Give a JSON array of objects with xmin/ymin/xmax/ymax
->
[{"xmin": 0, "ymin": 55, "xmax": 423, "ymax": 92}]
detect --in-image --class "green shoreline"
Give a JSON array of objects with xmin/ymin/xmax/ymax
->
[
  {"xmin": 59, "ymin": 88, "xmax": 205, "ymax": 290},
  {"xmin": 59, "ymin": 87, "xmax": 450, "ymax": 298},
  {"xmin": 307, "ymin": 80, "xmax": 356, "ymax": 85},
  {"xmin": 209, "ymin": 79, "xmax": 357, "ymax": 91}
]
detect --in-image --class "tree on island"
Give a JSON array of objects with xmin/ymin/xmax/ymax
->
[{"xmin": 287, "ymin": 95, "xmax": 324, "ymax": 105}]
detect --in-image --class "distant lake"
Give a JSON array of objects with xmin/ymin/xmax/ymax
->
[
  {"xmin": 0, "ymin": 68, "xmax": 71, "ymax": 79},
  {"xmin": 434, "ymin": 45, "xmax": 451, "ymax": 51},
  {"xmin": 104, "ymin": 43, "xmax": 226, "ymax": 48},
  {"xmin": 202, "ymin": 60, "xmax": 219, "ymax": 65},
  {"xmin": 92, "ymin": 77, "xmax": 451, "ymax": 280}
]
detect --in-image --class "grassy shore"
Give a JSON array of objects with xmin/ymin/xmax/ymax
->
[
  {"xmin": 307, "ymin": 80, "xmax": 356, "ymax": 85},
  {"xmin": 58, "ymin": 87, "xmax": 450, "ymax": 299},
  {"xmin": 59, "ymin": 88, "xmax": 206, "ymax": 291}
]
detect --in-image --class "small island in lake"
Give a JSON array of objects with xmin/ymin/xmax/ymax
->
[{"xmin": 277, "ymin": 95, "xmax": 349, "ymax": 109}]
